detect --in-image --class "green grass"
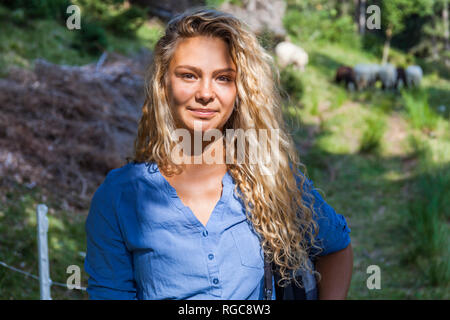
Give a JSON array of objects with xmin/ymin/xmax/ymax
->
[
  {"xmin": 358, "ymin": 112, "xmax": 387, "ymax": 155},
  {"xmin": 401, "ymin": 140, "xmax": 450, "ymax": 287},
  {"xmin": 107, "ymin": 21, "xmax": 163, "ymax": 55},
  {"xmin": 0, "ymin": 182, "xmax": 88, "ymax": 299},
  {"xmin": 401, "ymin": 89, "xmax": 439, "ymax": 133},
  {"xmin": 0, "ymin": 4, "xmax": 163, "ymax": 75},
  {"xmin": 0, "ymin": 19, "xmax": 93, "ymax": 73}
]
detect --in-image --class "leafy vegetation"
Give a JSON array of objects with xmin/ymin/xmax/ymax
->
[
  {"xmin": 358, "ymin": 112, "xmax": 387, "ymax": 154},
  {"xmin": 401, "ymin": 89, "xmax": 439, "ymax": 132}
]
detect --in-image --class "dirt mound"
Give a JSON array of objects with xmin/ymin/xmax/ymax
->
[{"xmin": 0, "ymin": 50, "xmax": 152, "ymax": 210}]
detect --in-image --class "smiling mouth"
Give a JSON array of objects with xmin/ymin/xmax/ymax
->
[{"xmin": 187, "ymin": 108, "xmax": 218, "ymax": 118}]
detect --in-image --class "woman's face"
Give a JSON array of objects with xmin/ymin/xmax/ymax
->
[{"xmin": 166, "ymin": 36, "xmax": 237, "ymax": 133}]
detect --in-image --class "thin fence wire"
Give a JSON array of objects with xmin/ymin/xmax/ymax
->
[{"xmin": 0, "ymin": 260, "xmax": 87, "ymax": 291}]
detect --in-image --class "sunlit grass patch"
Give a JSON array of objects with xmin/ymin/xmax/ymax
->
[
  {"xmin": 401, "ymin": 89, "xmax": 439, "ymax": 133},
  {"xmin": 400, "ymin": 139, "xmax": 450, "ymax": 287},
  {"xmin": 358, "ymin": 112, "xmax": 387, "ymax": 155}
]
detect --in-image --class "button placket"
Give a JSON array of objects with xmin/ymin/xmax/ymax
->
[{"xmin": 201, "ymin": 229, "xmax": 221, "ymax": 297}]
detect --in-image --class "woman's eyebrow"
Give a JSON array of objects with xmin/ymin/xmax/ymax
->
[{"xmin": 175, "ymin": 65, "xmax": 236, "ymax": 74}]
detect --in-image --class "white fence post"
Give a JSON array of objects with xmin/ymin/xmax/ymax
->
[{"xmin": 36, "ymin": 204, "xmax": 52, "ymax": 300}]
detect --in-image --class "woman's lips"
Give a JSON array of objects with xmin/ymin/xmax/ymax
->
[{"xmin": 188, "ymin": 108, "xmax": 218, "ymax": 118}]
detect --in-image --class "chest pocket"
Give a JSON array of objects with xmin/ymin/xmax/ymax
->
[{"xmin": 230, "ymin": 221, "xmax": 264, "ymax": 269}]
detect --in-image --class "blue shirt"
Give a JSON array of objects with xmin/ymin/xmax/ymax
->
[{"xmin": 84, "ymin": 162, "xmax": 351, "ymax": 300}]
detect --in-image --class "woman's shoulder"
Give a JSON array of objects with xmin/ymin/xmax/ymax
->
[
  {"xmin": 96, "ymin": 161, "xmax": 160, "ymax": 195},
  {"xmin": 88, "ymin": 161, "xmax": 162, "ymax": 217}
]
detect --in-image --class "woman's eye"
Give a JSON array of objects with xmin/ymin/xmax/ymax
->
[
  {"xmin": 218, "ymin": 75, "xmax": 231, "ymax": 82},
  {"xmin": 182, "ymin": 73, "xmax": 195, "ymax": 79}
]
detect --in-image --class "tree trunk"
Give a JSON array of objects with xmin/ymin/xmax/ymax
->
[
  {"xmin": 432, "ymin": 34, "xmax": 439, "ymax": 60},
  {"xmin": 353, "ymin": 0, "xmax": 359, "ymax": 25},
  {"xmin": 431, "ymin": 16, "xmax": 439, "ymax": 61},
  {"xmin": 381, "ymin": 25, "xmax": 392, "ymax": 64},
  {"xmin": 444, "ymin": 1, "xmax": 449, "ymax": 49},
  {"xmin": 444, "ymin": 0, "xmax": 450, "ymax": 66},
  {"xmin": 359, "ymin": 0, "xmax": 367, "ymax": 35},
  {"xmin": 340, "ymin": 0, "xmax": 350, "ymax": 17}
]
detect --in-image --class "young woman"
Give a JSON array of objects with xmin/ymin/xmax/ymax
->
[{"xmin": 84, "ymin": 7, "xmax": 353, "ymax": 300}]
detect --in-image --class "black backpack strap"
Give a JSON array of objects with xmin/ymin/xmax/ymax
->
[
  {"xmin": 267, "ymin": 259, "xmax": 316, "ymax": 300},
  {"xmin": 263, "ymin": 256, "xmax": 273, "ymax": 300},
  {"xmin": 263, "ymin": 257, "xmax": 290, "ymax": 300},
  {"xmin": 272, "ymin": 265, "xmax": 285, "ymax": 300}
]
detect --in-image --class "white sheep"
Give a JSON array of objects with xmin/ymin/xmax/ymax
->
[
  {"xmin": 405, "ymin": 65, "xmax": 423, "ymax": 88},
  {"xmin": 378, "ymin": 63, "xmax": 397, "ymax": 90},
  {"xmin": 275, "ymin": 41, "xmax": 308, "ymax": 72},
  {"xmin": 353, "ymin": 64, "xmax": 380, "ymax": 90}
]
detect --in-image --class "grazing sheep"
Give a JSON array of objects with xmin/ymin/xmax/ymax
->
[
  {"xmin": 353, "ymin": 64, "xmax": 380, "ymax": 90},
  {"xmin": 395, "ymin": 67, "xmax": 407, "ymax": 89},
  {"xmin": 405, "ymin": 65, "xmax": 423, "ymax": 88},
  {"xmin": 275, "ymin": 41, "xmax": 308, "ymax": 72},
  {"xmin": 335, "ymin": 65, "xmax": 356, "ymax": 90},
  {"xmin": 378, "ymin": 63, "xmax": 397, "ymax": 90}
]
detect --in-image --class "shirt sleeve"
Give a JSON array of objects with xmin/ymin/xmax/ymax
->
[
  {"xmin": 84, "ymin": 180, "xmax": 137, "ymax": 300},
  {"xmin": 297, "ymin": 173, "xmax": 351, "ymax": 257}
]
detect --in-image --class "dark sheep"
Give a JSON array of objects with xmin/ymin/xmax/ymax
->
[
  {"xmin": 395, "ymin": 67, "xmax": 407, "ymax": 89},
  {"xmin": 335, "ymin": 65, "xmax": 356, "ymax": 90}
]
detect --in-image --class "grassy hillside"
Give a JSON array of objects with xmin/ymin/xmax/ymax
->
[{"xmin": 282, "ymin": 36, "xmax": 449, "ymax": 299}]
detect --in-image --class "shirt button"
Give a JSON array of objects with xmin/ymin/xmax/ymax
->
[
  {"xmin": 213, "ymin": 278, "xmax": 219, "ymax": 285},
  {"xmin": 208, "ymin": 254, "xmax": 214, "ymax": 260},
  {"xmin": 202, "ymin": 230, "xmax": 208, "ymax": 237}
]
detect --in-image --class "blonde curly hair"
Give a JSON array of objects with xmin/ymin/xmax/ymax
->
[{"xmin": 131, "ymin": 7, "xmax": 320, "ymax": 286}]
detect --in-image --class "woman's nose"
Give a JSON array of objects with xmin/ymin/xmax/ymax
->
[{"xmin": 195, "ymin": 79, "xmax": 215, "ymax": 105}]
